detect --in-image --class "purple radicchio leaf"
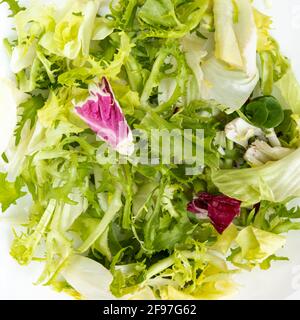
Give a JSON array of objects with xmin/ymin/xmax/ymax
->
[
  {"xmin": 187, "ymin": 192, "xmax": 241, "ymax": 234},
  {"xmin": 74, "ymin": 77, "xmax": 134, "ymax": 155}
]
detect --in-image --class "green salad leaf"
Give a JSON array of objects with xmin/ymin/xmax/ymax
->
[
  {"xmin": 274, "ymin": 69, "xmax": 300, "ymax": 115},
  {"xmin": 0, "ymin": 172, "xmax": 25, "ymax": 212},
  {"xmin": 0, "ymin": 0, "xmax": 299, "ymax": 300},
  {"xmin": 244, "ymin": 96, "xmax": 284, "ymax": 129},
  {"xmin": 139, "ymin": 0, "xmax": 182, "ymax": 28},
  {"xmin": 0, "ymin": 0, "xmax": 24, "ymax": 17},
  {"xmin": 228, "ymin": 226, "xmax": 286, "ymax": 269},
  {"xmin": 213, "ymin": 148, "xmax": 300, "ymax": 205},
  {"xmin": 15, "ymin": 95, "xmax": 45, "ymax": 145}
]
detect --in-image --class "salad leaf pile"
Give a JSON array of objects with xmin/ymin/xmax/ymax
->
[{"xmin": 1, "ymin": 0, "xmax": 300, "ymax": 299}]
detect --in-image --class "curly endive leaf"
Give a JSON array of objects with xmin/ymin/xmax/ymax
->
[{"xmin": 0, "ymin": 0, "xmax": 24, "ymax": 17}]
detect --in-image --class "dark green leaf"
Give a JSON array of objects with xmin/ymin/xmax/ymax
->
[
  {"xmin": 264, "ymin": 96, "xmax": 285, "ymax": 128},
  {"xmin": 245, "ymin": 96, "xmax": 284, "ymax": 129},
  {"xmin": 245, "ymin": 100, "xmax": 268, "ymax": 127}
]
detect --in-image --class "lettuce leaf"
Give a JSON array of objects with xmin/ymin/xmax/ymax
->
[
  {"xmin": 0, "ymin": 78, "xmax": 28, "ymax": 154},
  {"xmin": 213, "ymin": 147, "xmax": 300, "ymax": 205},
  {"xmin": 14, "ymin": 95, "xmax": 45, "ymax": 145},
  {"xmin": 137, "ymin": 0, "xmax": 209, "ymax": 39},
  {"xmin": 40, "ymin": 0, "xmax": 100, "ymax": 60},
  {"xmin": 236, "ymin": 226, "xmax": 285, "ymax": 261},
  {"xmin": 182, "ymin": 0, "xmax": 258, "ymax": 111},
  {"xmin": 201, "ymin": 57, "xmax": 259, "ymax": 113},
  {"xmin": 10, "ymin": 43, "xmax": 36, "ymax": 74},
  {"xmin": 10, "ymin": 199, "xmax": 57, "ymax": 265},
  {"xmin": 78, "ymin": 184, "xmax": 123, "ymax": 253},
  {"xmin": 10, "ymin": 2, "xmax": 56, "ymax": 73},
  {"xmin": 214, "ymin": 0, "xmax": 243, "ymax": 70},
  {"xmin": 139, "ymin": 0, "xmax": 182, "ymax": 28},
  {"xmin": 0, "ymin": 172, "xmax": 25, "ymax": 212},
  {"xmin": 57, "ymin": 32, "xmax": 133, "ymax": 87},
  {"xmin": 111, "ymin": 239, "xmax": 237, "ymax": 299},
  {"xmin": 251, "ymin": 200, "xmax": 300, "ymax": 234},
  {"xmin": 62, "ymin": 255, "xmax": 115, "ymax": 300},
  {"xmin": 254, "ymin": 9, "xmax": 289, "ymax": 95},
  {"xmin": 92, "ymin": 17, "xmax": 114, "ymax": 41},
  {"xmin": 228, "ymin": 226, "xmax": 285, "ymax": 269},
  {"xmin": 214, "ymin": 0, "xmax": 257, "ymax": 76},
  {"xmin": 273, "ymin": 69, "xmax": 300, "ymax": 115},
  {"xmin": 0, "ymin": 0, "xmax": 24, "ymax": 17},
  {"xmin": 253, "ymin": 8, "xmax": 272, "ymax": 53}
]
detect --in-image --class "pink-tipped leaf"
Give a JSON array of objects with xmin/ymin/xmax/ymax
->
[{"xmin": 75, "ymin": 77, "xmax": 134, "ymax": 155}]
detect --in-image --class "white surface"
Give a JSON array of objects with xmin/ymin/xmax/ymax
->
[{"xmin": 1, "ymin": 0, "xmax": 300, "ymax": 300}]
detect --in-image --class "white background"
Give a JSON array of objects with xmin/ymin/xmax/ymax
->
[{"xmin": 1, "ymin": 0, "xmax": 300, "ymax": 300}]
